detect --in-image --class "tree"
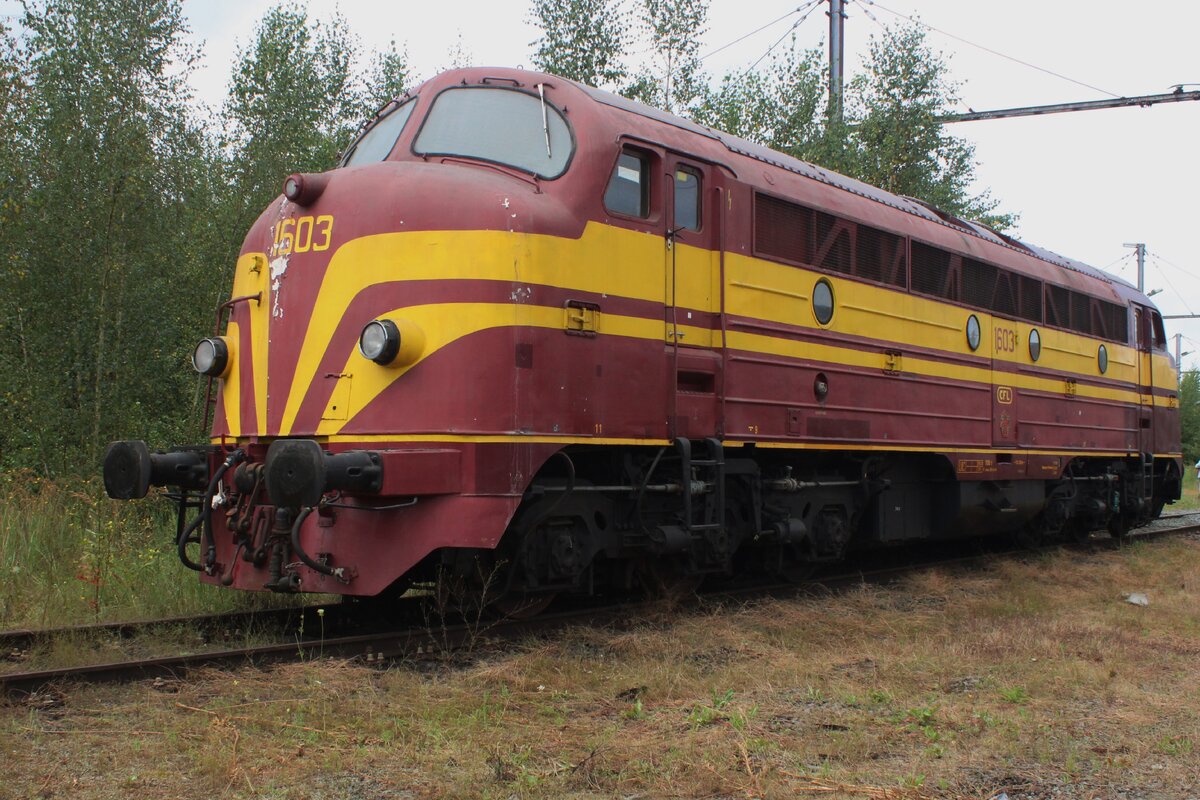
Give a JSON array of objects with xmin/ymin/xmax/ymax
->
[
  {"xmin": 842, "ymin": 23, "xmax": 1015, "ymax": 230},
  {"xmin": 528, "ymin": 0, "xmax": 628, "ymax": 88},
  {"xmin": 0, "ymin": 20, "xmax": 30, "ymax": 466},
  {"xmin": 1180, "ymin": 369, "xmax": 1200, "ymax": 467},
  {"xmin": 627, "ymin": 0, "xmax": 708, "ymax": 112},
  {"xmin": 441, "ymin": 32, "xmax": 473, "ymax": 72},
  {"xmin": 695, "ymin": 22, "xmax": 1014, "ymax": 231},
  {"xmin": 363, "ymin": 39, "xmax": 412, "ymax": 113},
  {"xmin": 2, "ymin": 0, "xmax": 217, "ymax": 474},
  {"xmin": 693, "ymin": 44, "xmax": 825, "ymax": 154},
  {"xmin": 222, "ymin": 3, "xmax": 363, "ymax": 234}
]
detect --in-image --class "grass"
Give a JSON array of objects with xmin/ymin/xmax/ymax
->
[
  {"xmin": 3, "ymin": 533, "xmax": 1199, "ymax": 798},
  {"xmin": 0, "ymin": 474, "xmax": 301, "ymax": 630}
]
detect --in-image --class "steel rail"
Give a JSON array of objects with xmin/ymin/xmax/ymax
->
[{"xmin": 0, "ymin": 604, "xmax": 342, "ymax": 655}]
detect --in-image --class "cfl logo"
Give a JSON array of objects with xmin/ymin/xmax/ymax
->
[{"xmin": 996, "ymin": 386, "xmax": 1013, "ymax": 405}]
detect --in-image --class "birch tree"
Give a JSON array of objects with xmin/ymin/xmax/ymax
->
[{"xmin": 529, "ymin": 0, "xmax": 628, "ymax": 88}]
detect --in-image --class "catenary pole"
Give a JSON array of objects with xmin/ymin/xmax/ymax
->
[
  {"xmin": 1123, "ymin": 242, "xmax": 1146, "ymax": 292},
  {"xmin": 828, "ymin": 0, "xmax": 845, "ymax": 122}
]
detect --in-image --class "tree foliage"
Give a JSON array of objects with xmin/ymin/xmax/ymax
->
[
  {"xmin": 528, "ymin": 0, "xmax": 628, "ymax": 89},
  {"xmin": 690, "ymin": 21, "xmax": 1015, "ymax": 230},
  {"xmin": 842, "ymin": 23, "xmax": 1014, "ymax": 229},
  {"xmin": 1180, "ymin": 369, "xmax": 1200, "ymax": 465},
  {"xmin": 626, "ymin": 0, "xmax": 708, "ymax": 112},
  {"xmin": 222, "ymin": 4, "xmax": 364, "ymax": 233},
  {"xmin": 692, "ymin": 44, "xmax": 825, "ymax": 154},
  {"xmin": 363, "ymin": 39, "xmax": 412, "ymax": 112},
  {"xmin": 0, "ymin": 0, "xmax": 410, "ymax": 477},
  {"xmin": 0, "ymin": 0, "xmax": 213, "ymax": 473}
]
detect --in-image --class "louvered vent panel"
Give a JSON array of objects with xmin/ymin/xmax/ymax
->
[
  {"xmin": 814, "ymin": 210, "xmax": 853, "ymax": 275},
  {"xmin": 963, "ymin": 259, "xmax": 997, "ymax": 309},
  {"xmin": 992, "ymin": 270, "xmax": 1018, "ymax": 317},
  {"xmin": 1070, "ymin": 292, "xmax": 1092, "ymax": 336},
  {"xmin": 911, "ymin": 242, "xmax": 954, "ymax": 299},
  {"xmin": 1100, "ymin": 300, "xmax": 1128, "ymax": 344},
  {"xmin": 856, "ymin": 224, "xmax": 907, "ymax": 287},
  {"xmin": 1018, "ymin": 275, "xmax": 1043, "ymax": 322},
  {"xmin": 1046, "ymin": 285, "xmax": 1069, "ymax": 328},
  {"xmin": 753, "ymin": 193, "xmax": 813, "ymax": 265},
  {"xmin": 1099, "ymin": 297, "xmax": 1128, "ymax": 340}
]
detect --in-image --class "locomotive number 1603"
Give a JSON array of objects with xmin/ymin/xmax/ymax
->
[{"xmin": 271, "ymin": 214, "xmax": 334, "ymax": 257}]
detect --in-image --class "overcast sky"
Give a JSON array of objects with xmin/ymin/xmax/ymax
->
[{"xmin": 5, "ymin": 0, "xmax": 1198, "ymax": 365}]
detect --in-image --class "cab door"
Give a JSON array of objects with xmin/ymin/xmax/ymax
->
[
  {"xmin": 663, "ymin": 155, "xmax": 724, "ymax": 439},
  {"xmin": 1134, "ymin": 305, "xmax": 1154, "ymax": 454}
]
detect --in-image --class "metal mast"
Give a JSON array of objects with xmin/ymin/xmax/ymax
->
[
  {"xmin": 1123, "ymin": 242, "xmax": 1146, "ymax": 292},
  {"xmin": 828, "ymin": 0, "xmax": 845, "ymax": 122}
]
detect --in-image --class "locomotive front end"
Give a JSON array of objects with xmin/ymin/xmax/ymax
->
[{"xmin": 103, "ymin": 68, "xmax": 587, "ymax": 596}]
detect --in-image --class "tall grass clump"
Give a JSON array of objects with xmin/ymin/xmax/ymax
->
[{"xmin": 0, "ymin": 473, "xmax": 287, "ymax": 629}]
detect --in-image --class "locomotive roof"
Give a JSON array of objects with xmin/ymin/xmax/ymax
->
[{"xmin": 577, "ymin": 83, "xmax": 1141, "ymax": 301}]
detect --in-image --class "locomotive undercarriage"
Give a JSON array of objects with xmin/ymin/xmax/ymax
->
[
  {"xmin": 460, "ymin": 442, "xmax": 1177, "ymax": 603},
  {"xmin": 105, "ymin": 438, "xmax": 1177, "ymax": 605}
]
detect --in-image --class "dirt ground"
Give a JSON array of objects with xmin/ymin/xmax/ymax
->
[{"xmin": 3, "ymin": 534, "xmax": 1199, "ymax": 800}]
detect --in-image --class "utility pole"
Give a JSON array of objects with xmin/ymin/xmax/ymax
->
[
  {"xmin": 1123, "ymin": 242, "xmax": 1146, "ymax": 292},
  {"xmin": 828, "ymin": 0, "xmax": 845, "ymax": 123},
  {"xmin": 1174, "ymin": 334, "xmax": 1194, "ymax": 377}
]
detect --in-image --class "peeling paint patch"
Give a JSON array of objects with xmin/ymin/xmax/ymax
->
[{"xmin": 269, "ymin": 255, "xmax": 289, "ymax": 318}]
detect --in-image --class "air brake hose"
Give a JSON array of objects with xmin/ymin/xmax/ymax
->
[
  {"xmin": 291, "ymin": 505, "xmax": 349, "ymax": 582},
  {"xmin": 201, "ymin": 449, "xmax": 246, "ymax": 573},
  {"xmin": 176, "ymin": 513, "xmax": 204, "ymax": 572}
]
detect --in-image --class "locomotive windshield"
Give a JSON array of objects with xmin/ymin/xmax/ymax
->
[
  {"xmin": 343, "ymin": 99, "xmax": 416, "ymax": 166},
  {"xmin": 414, "ymin": 86, "xmax": 572, "ymax": 179}
]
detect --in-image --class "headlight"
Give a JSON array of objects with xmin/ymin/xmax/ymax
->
[
  {"xmin": 192, "ymin": 337, "xmax": 230, "ymax": 377},
  {"xmin": 359, "ymin": 319, "xmax": 401, "ymax": 365}
]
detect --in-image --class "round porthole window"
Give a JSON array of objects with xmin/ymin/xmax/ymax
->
[
  {"xmin": 1029, "ymin": 328, "xmax": 1041, "ymax": 362},
  {"xmin": 812, "ymin": 279, "xmax": 834, "ymax": 325},
  {"xmin": 1098, "ymin": 344, "xmax": 1108, "ymax": 374},
  {"xmin": 966, "ymin": 315, "xmax": 981, "ymax": 351}
]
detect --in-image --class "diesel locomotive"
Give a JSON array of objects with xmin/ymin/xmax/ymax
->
[{"xmin": 103, "ymin": 67, "xmax": 1184, "ymax": 602}]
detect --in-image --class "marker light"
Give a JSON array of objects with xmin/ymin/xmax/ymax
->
[
  {"xmin": 359, "ymin": 319, "xmax": 401, "ymax": 365},
  {"xmin": 282, "ymin": 172, "xmax": 330, "ymax": 206},
  {"xmin": 192, "ymin": 337, "xmax": 230, "ymax": 377}
]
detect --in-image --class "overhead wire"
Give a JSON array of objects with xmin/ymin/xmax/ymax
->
[
  {"xmin": 1099, "ymin": 251, "xmax": 1134, "ymax": 273},
  {"xmin": 850, "ymin": 0, "xmax": 887, "ymax": 32},
  {"xmin": 700, "ymin": 2, "xmax": 820, "ymax": 62},
  {"xmin": 855, "ymin": 0, "xmax": 1123, "ymax": 99},
  {"xmin": 1147, "ymin": 255, "xmax": 1196, "ymax": 315},
  {"xmin": 744, "ymin": 0, "xmax": 824, "ymax": 75},
  {"xmin": 1148, "ymin": 250, "xmax": 1200, "ymax": 281}
]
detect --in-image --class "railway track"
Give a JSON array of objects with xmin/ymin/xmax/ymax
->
[
  {"xmin": 0, "ymin": 604, "xmax": 336, "ymax": 656},
  {"xmin": 4, "ymin": 516, "xmax": 1198, "ymax": 698}
]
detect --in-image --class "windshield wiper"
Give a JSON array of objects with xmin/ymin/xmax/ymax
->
[{"xmin": 537, "ymin": 83, "xmax": 552, "ymax": 159}]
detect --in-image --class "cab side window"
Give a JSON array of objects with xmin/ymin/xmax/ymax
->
[
  {"xmin": 1151, "ymin": 311, "xmax": 1167, "ymax": 351},
  {"xmin": 604, "ymin": 149, "xmax": 650, "ymax": 218},
  {"xmin": 674, "ymin": 166, "xmax": 702, "ymax": 231}
]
